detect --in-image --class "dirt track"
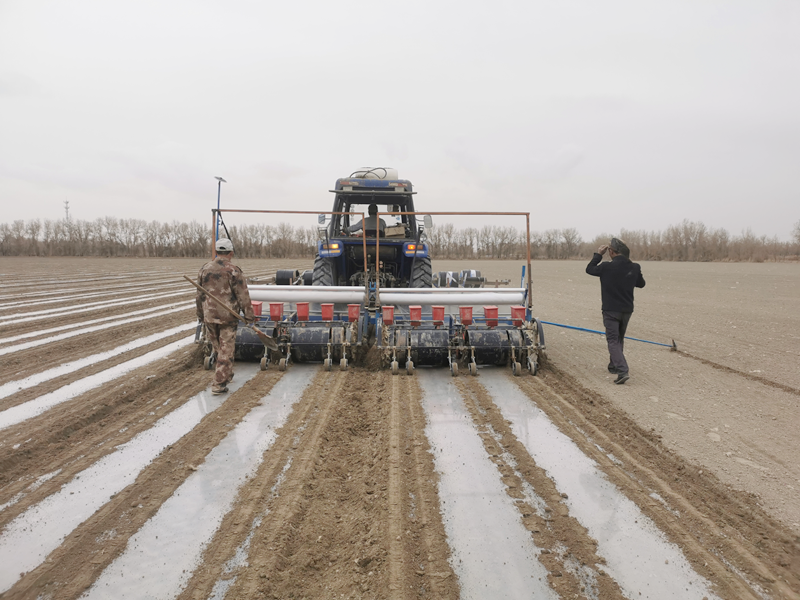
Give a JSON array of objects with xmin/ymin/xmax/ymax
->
[{"xmin": 0, "ymin": 257, "xmax": 798, "ymax": 599}]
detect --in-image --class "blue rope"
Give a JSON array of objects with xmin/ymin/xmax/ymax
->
[{"xmin": 539, "ymin": 320, "xmax": 676, "ymax": 349}]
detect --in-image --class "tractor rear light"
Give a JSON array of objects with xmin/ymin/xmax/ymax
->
[
  {"xmin": 403, "ymin": 243, "xmax": 428, "ymax": 257},
  {"xmin": 318, "ymin": 240, "xmax": 343, "ymax": 257}
]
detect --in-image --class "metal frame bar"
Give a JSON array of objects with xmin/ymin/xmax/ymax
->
[{"xmin": 211, "ymin": 208, "xmax": 533, "ymax": 313}]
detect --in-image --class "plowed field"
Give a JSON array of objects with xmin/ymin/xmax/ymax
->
[{"xmin": 0, "ymin": 257, "xmax": 797, "ymax": 600}]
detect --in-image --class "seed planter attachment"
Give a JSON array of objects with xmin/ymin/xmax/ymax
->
[{"xmin": 202, "ymin": 207, "xmax": 546, "ymax": 376}]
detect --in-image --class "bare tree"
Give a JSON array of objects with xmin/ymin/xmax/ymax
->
[
  {"xmin": 561, "ymin": 228, "xmax": 582, "ymax": 258},
  {"xmin": 543, "ymin": 229, "xmax": 561, "ymax": 259}
]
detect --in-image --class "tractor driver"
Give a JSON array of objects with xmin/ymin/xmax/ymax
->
[{"xmin": 347, "ymin": 203, "xmax": 386, "ymax": 237}]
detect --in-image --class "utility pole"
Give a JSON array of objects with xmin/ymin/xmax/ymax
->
[
  {"xmin": 64, "ymin": 200, "xmax": 70, "ymax": 221},
  {"xmin": 214, "ymin": 177, "xmax": 226, "ymax": 241}
]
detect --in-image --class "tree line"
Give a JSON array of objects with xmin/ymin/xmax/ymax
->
[
  {"xmin": 0, "ymin": 218, "xmax": 317, "ymax": 259},
  {"xmin": 1, "ymin": 216, "xmax": 799, "ymax": 262}
]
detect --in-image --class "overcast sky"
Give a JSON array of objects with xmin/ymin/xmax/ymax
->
[{"xmin": 1, "ymin": 0, "xmax": 798, "ymax": 241}]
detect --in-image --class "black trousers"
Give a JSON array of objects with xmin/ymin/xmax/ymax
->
[{"xmin": 602, "ymin": 311, "xmax": 632, "ymax": 374}]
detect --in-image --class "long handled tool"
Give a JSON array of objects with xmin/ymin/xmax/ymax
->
[
  {"xmin": 183, "ymin": 275, "xmax": 279, "ymax": 352},
  {"xmin": 539, "ymin": 320, "xmax": 677, "ymax": 350}
]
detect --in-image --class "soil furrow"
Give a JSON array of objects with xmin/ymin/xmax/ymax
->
[
  {"xmin": 516, "ymin": 364, "xmax": 799, "ymax": 599},
  {"xmin": 0, "ymin": 344, "xmax": 205, "ymax": 525},
  {"xmin": 175, "ymin": 368, "xmax": 327, "ymax": 600},
  {"xmin": 388, "ymin": 372, "xmax": 404, "ymax": 596},
  {"xmin": 455, "ymin": 375, "xmax": 626, "ymax": 600},
  {"xmin": 398, "ymin": 375, "xmax": 459, "ymax": 599},
  {"xmin": 0, "ymin": 299, "xmax": 193, "ymax": 342},
  {"xmin": 225, "ymin": 370, "xmax": 350, "ymax": 598},
  {"xmin": 5, "ymin": 369, "xmax": 283, "ymax": 600},
  {"xmin": 0, "ymin": 310, "xmax": 195, "ymax": 390}
]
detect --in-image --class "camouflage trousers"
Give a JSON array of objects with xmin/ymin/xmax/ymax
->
[{"xmin": 206, "ymin": 323, "xmax": 237, "ymax": 387}]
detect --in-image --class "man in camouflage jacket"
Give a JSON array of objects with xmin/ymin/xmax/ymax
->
[{"xmin": 196, "ymin": 238, "xmax": 256, "ymax": 394}]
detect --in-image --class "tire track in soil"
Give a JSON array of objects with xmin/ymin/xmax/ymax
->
[
  {"xmin": 181, "ymin": 368, "xmax": 457, "ymax": 600},
  {"xmin": 454, "ymin": 376, "xmax": 626, "ymax": 600},
  {"xmin": 5, "ymin": 369, "xmax": 285, "ymax": 600},
  {"xmin": 515, "ymin": 364, "xmax": 800, "ymax": 600}
]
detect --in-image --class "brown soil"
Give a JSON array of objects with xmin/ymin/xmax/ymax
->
[{"xmin": 0, "ymin": 257, "xmax": 798, "ymax": 599}]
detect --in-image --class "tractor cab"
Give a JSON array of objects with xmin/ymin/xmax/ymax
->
[
  {"xmin": 313, "ymin": 171, "xmax": 432, "ymax": 288},
  {"xmin": 325, "ymin": 178, "xmax": 419, "ymax": 240}
]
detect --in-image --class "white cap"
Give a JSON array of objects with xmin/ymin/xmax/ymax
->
[{"xmin": 215, "ymin": 238, "xmax": 234, "ymax": 252}]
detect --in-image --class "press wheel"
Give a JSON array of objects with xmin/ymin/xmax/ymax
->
[
  {"xmin": 406, "ymin": 360, "xmax": 414, "ymax": 375},
  {"xmin": 324, "ymin": 358, "xmax": 332, "ymax": 371},
  {"xmin": 203, "ymin": 355, "xmax": 215, "ymax": 370},
  {"xmin": 260, "ymin": 356, "xmax": 268, "ymax": 371},
  {"xmin": 339, "ymin": 358, "xmax": 348, "ymax": 371},
  {"xmin": 391, "ymin": 360, "xmax": 399, "ymax": 375},
  {"xmin": 527, "ymin": 357, "xmax": 538, "ymax": 376},
  {"xmin": 451, "ymin": 363, "xmax": 459, "ymax": 377},
  {"xmin": 278, "ymin": 358, "xmax": 287, "ymax": 371},
  {"xmin": 512, "ymin": 361, "xmax": 522, "ymax": 376},
  {"xmin": 469, "ymin": 362, "xmax": 478, "ymax": 376}
]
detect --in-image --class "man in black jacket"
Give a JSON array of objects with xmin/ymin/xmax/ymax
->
[{"xmin": 586, "ymin": 237, "xmax": 646, "ymax": 384}]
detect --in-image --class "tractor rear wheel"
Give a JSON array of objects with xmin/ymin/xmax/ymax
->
[
  {"xmin": 312, "ymin": 255, "xmax": 335, "ymax": 286},
  {"xmin": 410, "ymin": 257, "xmax": 432, "ymax": 288}
]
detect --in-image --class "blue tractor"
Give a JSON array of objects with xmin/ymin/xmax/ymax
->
[{"xmin": 312, "ymin": 168, "xmax": 432, "ymax": 291}]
